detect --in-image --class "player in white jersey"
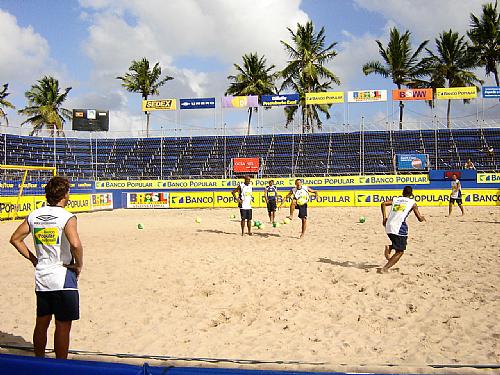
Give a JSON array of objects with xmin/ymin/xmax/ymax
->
[
  {"xmin": 232, "ymin": 175, "xmax": 253, "ymax": 236},
  {"xmin": 10, "ymin": 177, "xmax": 83, "ymax": 359},
  {"xmin": 448, "ymin": 173, "xmax": 465, "ymax": 216},
  {"xmin": 380, "ymin": 186, "xmax": 425, "ymax": 273},
  {"xmin": 280, "ymin": 179, "xmax": 318, "ymax": 238}
]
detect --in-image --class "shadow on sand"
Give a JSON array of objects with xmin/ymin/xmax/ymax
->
[
  {"xmin": 197, "ymin": 229, "xmax": 280, "ymax": 238},
  {"xmin": 318, "ymin": 257, "xmax": 380, "ymax": 270}
]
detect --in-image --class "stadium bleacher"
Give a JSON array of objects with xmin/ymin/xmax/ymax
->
[{"xmin": 1, "ymin": 128, "xmax": 498, "ymax": 179}]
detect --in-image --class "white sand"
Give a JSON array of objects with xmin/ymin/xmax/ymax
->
[{"xmin": 1, "ymin": 206, "xmax": 499, "ymax": 374}]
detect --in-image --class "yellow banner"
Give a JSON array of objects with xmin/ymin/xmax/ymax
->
[
  {"xmin": 0, "ymin": 196, "xmax": 38, "ymax": 220},
  {"xmin": 477, "ymin": 172, "xmax": 500, "ymax": 184},
  {"xmin": 436, "ymin": 87, "xmax": 477, "ymax": 100},
  {"xmin": 141, "ymin": 99, "xmax": 177, "ymax": 111},
  {"xmin": 169, "ymin": 191, "xmax": 214, "ymax": 208},
  {"xmin": 308, "ymin": 191, "xmax": 355, "ymax": 207},
  {"xmin": 65, "ymin": 194, "xmax": 92, "ymax": 212},
  {"xmin": 305, "ymin": 92, "xmax": 344, "ymax": 104}
]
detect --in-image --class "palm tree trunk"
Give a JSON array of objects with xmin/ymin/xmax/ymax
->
[
  {"xmin": 247, "ymin": 107, "xmax": 253, "ymax": 136},
  {"xmin": 494, "ymin": 68, "xmax": 499, "ymax": 87},
  {"xmin": 301, "ymin": 105, "xmax": 306, "ymax": 133},
  {"xmin": 399, "ymin": 101, "xmax": 404, "ymax": 130},
  {"xmin": 447, "ymin": 99, "xmax": 451, "ymax": 129},
  {"xmin": 146, "ymin": 112, "xmax": 150, "ymax": 136}
]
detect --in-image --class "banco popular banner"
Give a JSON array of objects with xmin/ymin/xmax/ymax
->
[
  {"xmin": 305, "ymin": 92, "xmax": 344, "ymax": 105},
  {"xmin": 435, "ymin": 87, "xmax": 477, "ymax": 100},
  {"xmin": 477, "ymin": 172, "xmax": 500, "ymax": 183},
  {"xmin": 142, "ymin": 99, "xmax": 177, "ymax": 111}
]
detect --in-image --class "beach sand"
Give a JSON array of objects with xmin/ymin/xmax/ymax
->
[{"xmin": 1, "ymin": 206, "xmax": 499, "ymax": 374}]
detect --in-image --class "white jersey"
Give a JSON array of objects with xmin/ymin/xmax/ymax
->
[
  {"xmin": 239, "ymin": 183, "xmax": 253, "ymax": 209},
  {"xmin": 27, "ymin": 206, "xmax": 77, "ymax": 291},
  {"xmin": 385, "ymin": 196, "xmax": 416, "ymax": 236},
  {"xmin": 451, "ymin": 179, "xmax": 462, "ymax": 199},
  {"xmin": 292, "ymin": 185, "xmax": 310, "ymax": 204}
]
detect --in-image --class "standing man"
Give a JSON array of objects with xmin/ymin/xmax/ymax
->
[
  {"xmin": 280, "ymin": 179, "xmax": 318, "ymax": 238},
  {"xmin": 232, "ymin": 175, "xmax": 253, "ymax": 236},
  {"xmin": 448, "ymin": 173, "xmax": 465, "ymax": 216},
  {"xmin": 9, "ymin": 176, "xmax": 83, "ymax": 359},
  {"xmin": 380, "ymin": 186, "xmax": 425, "ymax": 273},
  {"xmin": 264, "ymin": 179, "xmax": 278, "ymax": 224}
]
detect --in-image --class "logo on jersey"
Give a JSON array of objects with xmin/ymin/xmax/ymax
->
[
  {"xmin": 36, "ymin": 215, "xmax": 58, "ymax": 222},
  {"xmin": 34, "ymin": 228, "xmax": 59, "ymax": 245},
  {"xmin": 392, "ymin": 204, "xmax": 407, "ymax": 212}
]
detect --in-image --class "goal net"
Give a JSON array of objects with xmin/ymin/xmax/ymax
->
[{"xmin": 0, "ymin": 165, "xmax": 57, "ymax": 220}]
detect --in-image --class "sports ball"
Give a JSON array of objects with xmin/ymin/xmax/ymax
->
[
  {"xmin": 283, "ymin": 218, "xmax": 291, "ymax": 224},
  {"xmin": 195, "ymin": 217, "xmax": 202, "ymax": 223},
  {"xmin": 137, "ymin": 223, "xmax": 144, "ymax": 229},
  {"xmin": 359, "ymin": 216, "xmax": 366, "ymax": 223},
  {"xmin": 297, "ymin": 197, "xmax": 308, "ymax": 206},
  {"xmin": 259, "ymin": 224, "xmax": 265, "ymax": 229},
  {"xmin": 273, "ymin": 222, "xmax": 280, "ymax": 228},
  {"xmin": 230, "ymin": 214, "xmax": 236, "ymax": 219}
]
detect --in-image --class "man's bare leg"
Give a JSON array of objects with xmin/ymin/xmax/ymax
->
[
  {"xmin": 54, "ymin": 320, "xmax": 72, "ymax": 359},
  {"xmin": 288, "ymin": 201, "xmax": 296, "ymax": 220},
  {"xmin": 448, "ymin": 203, "xmax": 453, "ymax": 217},
  {"xmin": 247, "ymin": 219, "xmax": 252, "ymax": 235},
  {"xmin": 33, "ymin": 315, "xmax": 52, "ymax": 357},
  {"xmin": 380, "ymin": 251, "xmax": 404, "ymax": 273},
  {"xmin": 299, "ymin": 217, "xmax": 307, "ymax": 238},
  {"xmin": 459, "ymin": 204, "xmax": 465, "ymax": 216},
  {"xmin": 240, "ymin": 219, "xmax": 245, "ymax": 236},
  {"xmin": 384, "ymin": 245, "xmax": 392, "ymax": 260}
]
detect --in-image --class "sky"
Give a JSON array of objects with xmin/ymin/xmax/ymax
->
[{"xmin": 0, "ymin": 0, "xmax": 498, "ymax": 136}]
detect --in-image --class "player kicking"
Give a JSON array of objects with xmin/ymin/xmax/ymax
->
[
  {"xmin": 264, "ymin": 179, "xmax": 278, "ymax": 224},
  {"xmin": 280, "ymin": 179, "xmax": 318, "ymax": 238},
  {"xmin": 380, "ymin": 186, "xmax": 425, "ymax": 273},
  {"xmin": 232, "ymin": 175, "xmax": 253, "ymax": 236}
]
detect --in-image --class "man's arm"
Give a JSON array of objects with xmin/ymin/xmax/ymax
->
[
  {"xmin": 10, "ymin": 219, "xmax": 37, "ymax": 267},
  {"xmin": 307, "ymin": 187, "xmax": 319, "ymax": 196},
  {"xmin": 264, "ymin": 188, "xmax": 269, "ymax": 203},
  {"xmin": 380, "ymin": 199, "xmax": 393, "ymax": 226},
  {"xmin": 64, "ymin": 217, "xmax": 84, "ymax": 277},
  {"xmin": 231, "ymin": 186, "xmax": 242, "ymax": 205},
  {"xmin": 412, "ymin": 204, "xmax": 426, "ymax": 222},
  {"xmin": 279, "ymin": 191, "xmax": 293, "ymax": 208}
]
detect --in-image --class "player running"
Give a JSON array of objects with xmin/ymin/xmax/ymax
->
[
  {"xmin": 280, "ymin": 179, "xmax": 318, "ymax": 238},
  {"xmin": 264, "ymin": 179, "xmax": 278, "ymax": 224},
  {"xmin": 380, "ymin": 186, "xmax": 425, "ymax": 273},
  {"xmin": 448, "ymin": 173, "xmax": 465, "ymax": 216},
  {"xmin": 232, "ymin": 175, "xmax": 253, "ymax": 236}
]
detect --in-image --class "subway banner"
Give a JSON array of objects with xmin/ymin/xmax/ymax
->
[
  {"xmin": 477, "ymin": 172, "xmax": 500, "ymax": 183},
  {"xmin": 141, "ymin": 99, "xmax": 177, "ymax": 111},
  {"xmin": 222, "ymin": 95, "xmax": 258, "ymax": 108},
  {"xmin": 126, "ymin": 192, "xmax": 169, "ymax": 208},
  {"xmin": 435, "ymin": 87, "xmax": 477, "ymax": 100},
  {"xmin": 305, "ymin": 92, "xmax": 344, "ymax": 104},
  {"xmin": 261, "ymin": 94, "xmax": 300, "ymax": 106},
  {"xmin": 392, "ymin": 88, "xmax": 433, "ymax": 101},
  {"xmin": 348, "ymin": 90, "xmax": 387, "ymax": 103},
  {"xmin": 95, "ymin": 174, "xmax": 430, "ymax": 190},
  {"xmin": 179, "ymin": 97, "xmax": 216, "ymax": 110}
]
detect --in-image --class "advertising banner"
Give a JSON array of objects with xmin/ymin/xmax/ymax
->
[
  {"xmin": 396, "ymin": 154, "xmax": 429, "ymax": 171},
  {"xmin": 308, "ymin": 191, "xmax": 355, "ymax": 207},
  {"xmin": 233, "ymin": 158, "xmax": 260, "ymax": 173},
  {"xmin": 65, "ymin": 194, "xmax": 92, "ymax": 212},
  {"xmin": 482, "ymin": 86, "xmax": 500, "ymax": 99},
  {"xmin": 141, "ymin": 99, "xmax": 177, "ymax": 111},
  {"xmin": 261, "ymin": 94, "xmax": 300, "ymax": 106},
  {"xmin": 436, "ymin": 87, "xmax": 477, "ymax": 100},
  {"xmin": 477, "ymin": 172, "xmax": 500, "ymax": 183},
  {"xmin": 126, "ymin": 192, "xmax": 169, "ymax": 208},
  {"xmin": 348, "ymin": 90, "xmax": 387, "ymax": 103},
  {"xmin": 91, "ymin": 193, "xmax": 113, "ymax": 211},
  {"xmin": 305, "ymin": 92, "xmax": 344, "ymax": 104},
  {"xmin": 169, "ymin": 191, "xmax": 214, "ymax": 208},
  {"xmin": 0, "ymin": 196, "xmax": 39, "ymax": 220},
  {"xmin": 179, "ymin": 97, "xmax": 216, "ymax": 110},
  {"xmin": 392, "ymin": 88, "xmax": 433, "ymax": 101},
  {"xmin": 221, "ymin": 95, "xmax": 258, "ymax": 108}
]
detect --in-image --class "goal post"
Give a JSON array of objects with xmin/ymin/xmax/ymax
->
[{"xmin": 0, "ymin": 165, "xmax": 57, "ymax": 220}]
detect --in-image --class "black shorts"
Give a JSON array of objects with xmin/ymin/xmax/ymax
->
[
  {"xmin": 387, "ymin": 233, "xmax": 407, "ymax": 251},
  {"xmin": 36, "ymin": 290, "xmax": 80, "ymax": 321},
  {"xmin": 240, "ymin": 209, "xmax": 252, "ymax": 220},
  {"xmin": 297, "ymin": 203, "xmax": 308, "ymax": 219},
  {"xmin": 450, "ymin": 198, "xmax": 463, "ymax": 205},
  {"xmin": 266, "ymin": 200, "xmax": 277, "ymax": 212}
]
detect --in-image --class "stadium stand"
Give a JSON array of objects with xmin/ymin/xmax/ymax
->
[{"xmin": 1, "ymin": 128, "xmax": 499, "ymax": 179}]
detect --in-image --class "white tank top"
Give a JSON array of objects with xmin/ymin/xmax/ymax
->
[
  {"xmin": 451, "ymin": 180, "xmax": 461, "ymax": 199},
  {"xmin": 239, "ymin": 183, "xmax": 253, "ymax": 209},
  {"xmin": 27, "ymin": 206, "xmax": 77, "ymax": 291},
  {"xmin": 385, "ymin": 196, "xmax": 415, "ymax": 236},
  {"xmin": 292, "ymin": 186, "xmax": 310, "ymax": 204}
]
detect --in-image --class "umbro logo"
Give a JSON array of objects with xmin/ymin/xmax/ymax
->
[{"xmin": 36, "ymin": 215, "xmax": 58, "ymax": 221}]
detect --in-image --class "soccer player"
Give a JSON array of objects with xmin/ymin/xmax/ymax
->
[
  {"xmin": 380, "ymin": 186, "xmax": 425, "ymax": 273},
  {"xmin": 448, "ymin": 173, "xmax": 465, "ymax": 216},
  {"xmin": 264, "ymin": 179, "xmax": 278, "ymax": 224},
  {"xmin": 232, "ymin": 175, "xmax": 253, "ymax": 236},
  {"xmin": 280, "ymin": 179, "xmax": 318, "ymax": 238},
  {"xmin": 9, "ymin": 176, "xmax": 83, "ymax": 359}
]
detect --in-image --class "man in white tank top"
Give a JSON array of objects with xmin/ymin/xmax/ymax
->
[
  {"xmin": 10, "ymin": 176, "xmax": 84, "ymax": 359},
  {"xmin": 380, "ymin": 186, "xmax": 425, "ymax": 273},
  {"xmin": 280, "ymin": 179, "xmax": 318, "ymax": 238},
  {"xmin": 448, "ymin": 173, "xmax": 465, "ymax": 216},
  {"xmin": 232, "ymin": 175, "xmax": 253, "ymax": 236}
]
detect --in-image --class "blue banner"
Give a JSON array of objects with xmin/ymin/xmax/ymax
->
[
  {"xmin": 179, "ymin": 97, "xmax": 216, "ymax": 110},
  {"xmin": 396, "ymin": 154, "xmax": 428, "ymax": 171},
  {"xmin": 261, "ymin": 94, "xmax": 300, "ymax": 106},
  {"xmin": 482, "ymin": 86, "xmax": 500, "ymax": 98}
]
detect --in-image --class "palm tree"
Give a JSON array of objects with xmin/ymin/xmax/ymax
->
[
  {"xmin": 281, "ymin": 21, "xmax": 340, "ymax": 133},
  {"xmin": 468, "ymin": 1, "xmax": 500, "ymax": 86},
  {"xmin": 18, "ymin": 76, "xmax": 72, "ymax": 135},
  {"xmin": 226, "ymin": 52, "xmax": 277, "ymax": 135},
  {"xmin": 424, "ymin": 30, "xmax": 483, "ymax": 128},
  {"xmin": 362, "ymin": 27, "xmax": 428, "ymax": 129},
  {"xmin": 117, "ymin": 58, "xmax": 173, "ymax": 136},
  {"xmin": 0, "ymin": 83, "xmax": 15, "ymax": 126}
]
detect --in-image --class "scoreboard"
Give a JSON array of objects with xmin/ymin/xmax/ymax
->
[{"xmin": 72, "ymin": 109, "xmax": 109, "ymax": 131}]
